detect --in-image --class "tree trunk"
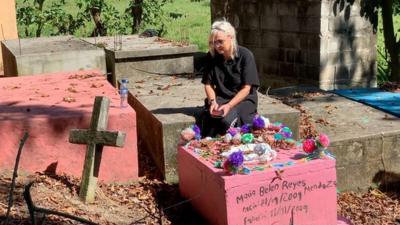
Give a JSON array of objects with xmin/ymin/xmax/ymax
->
[
  {"xmin": 381, "ymin": 0, "xmax": 400, "ymax": 81},
  {"xmin": 90, "ymin": 7, "xmax": 107, "ymax": 37},
  {"xmin": 35, "ymin": 0, "xmax": 45, "ymax": 37},
  {"xmin": 131, "ymin": 0, "xmax": 143, "ymax": 34}
]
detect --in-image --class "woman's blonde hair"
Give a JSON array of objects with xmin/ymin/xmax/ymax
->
[{"xmin": 208, "ymin": 19, "xmax": 238, "ymax": 59}]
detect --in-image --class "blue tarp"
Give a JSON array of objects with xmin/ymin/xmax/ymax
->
[{"xmin": 333, "ymin": 88, "xmax": 400, "ymax": 117}]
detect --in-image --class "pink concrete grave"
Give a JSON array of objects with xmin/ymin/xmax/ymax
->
[
  {"xmin": 0, "ymin": 70, "xmax": 138, "ymax": 182},
  {"xmin": 179, "ymin": 146, "xmax": 339, "ymax": 225}
]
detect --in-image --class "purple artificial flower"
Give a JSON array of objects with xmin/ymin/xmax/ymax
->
[
  {"xmin": 240, "ymin": 124, "xmax": 251, "ymax": 134},
  {"xmin": 252, "ymin": 115, "xmax": 265, "ymax": 129},
  {"xmin": 227, "ymin": 127, "xmax": 239, "ymax": 136},
  {"xmin": 229, "ymin": 151, "xmax": 244, "ymax": 167},
  {"xmin": 192, "ymin": 124, "xmax": 201, "ymax": 140},
  {"xmin": 279, "ymin": 127, "xmax": 293, "ymax": 138}
]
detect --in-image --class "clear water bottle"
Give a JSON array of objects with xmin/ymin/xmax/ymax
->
[{"xmin": 119, "ymin": 79, "xmax": 129, "ymax": 108}]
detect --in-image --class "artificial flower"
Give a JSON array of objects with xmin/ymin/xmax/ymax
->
[
  {"xmin": 252, "ymin": 115, "xmax": 265, "ymax": 129},
  {"xmin": 232, "ymin": 133, "xmax": 242, "ymax": 145},
  {"xmin": 224, "ymin": 133, "xmax": 233, "ymax": 143},
  {"xmin": 241, "ymin": 133, "xmax": 254, "ymax": 144},
  {"xmin": 318, "ymin": 133, "xmax": 330, "ymax": 148},
  {"xmin": 280, "ymin": 127, "xmax": 293, "ymax": 138},
  {"xmin": 240, "ymin": 124, "xmax": 251, "ymax": 134},
  {"xmin": 180, "ymin": 127, "xmax": 195, "ymax": 141},
  {"xmin": 223, "ymin": 151, "xmax": 244, "ymax": 174},
  {"xmin": 302, "ymin": 139, "xmax": 316, "ymax": 153},
  {"xmin": 227, "ymin": 127, "xmax": 239, "ymax": 136},
  {"xmin": 229, "ymin": 151, "xmax": 244, "ymax": 167},
  {"xmin": 192, "ymin": 124, "xmax": 201, "ymax": 140}
]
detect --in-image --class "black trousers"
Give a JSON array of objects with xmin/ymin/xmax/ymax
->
[{"xmin": 199, "ymin": 99, "xmax": 257, "ymax": 137}]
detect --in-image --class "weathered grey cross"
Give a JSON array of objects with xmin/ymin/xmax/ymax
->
[{"xmin": 69, "ymin": 96, "xmax": 126, "ymax": 203}]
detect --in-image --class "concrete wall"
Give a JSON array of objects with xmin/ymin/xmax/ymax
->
[
  {"xmin": 0, "ymin": 0, "xmax": 18, "ymax": 75},
  {"xmin": 211, "ymin": 0, "xmax": 377, "ymax": 90}
]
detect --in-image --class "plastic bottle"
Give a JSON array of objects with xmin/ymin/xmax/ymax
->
[{"xmin": 119, "ymin": 79, "xmax": 129, "ymax": 108}]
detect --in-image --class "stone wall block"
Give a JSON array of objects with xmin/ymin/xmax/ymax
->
[
  {"xmin": 300, "ymin": 35, "xmax": 321, "ymax": 51},
  {"xmin": 241, "ymin": 30, "xmax": 262, "ymax": 47},
  {"xmin": 321, "ymin": 1, "xmax": 332, "ymax": 17},
  {"xmin": 262, "ymin": 61, "xmax": 279, "ymax": 75},
  {"xmin": 279, "ymin": 62, "xmax": 295, "ymax": 77},
  {"xmin": 320, "ymin": 18, "xmax": 330, "ymax": 36},
  {"xmin": 243, "ymin": 15, "xmax": 260, "ymax": 29},
  {"xmin": 262, "ymin": 32, "xmax": 280, "ymax": 48},
  {"xmin": 279, "ymin": 34, "xmax": 300, "ymax": 49},
  {"xmin": 297, "ymin": 64, "xmax": 320, "ymax": 80},
  {"xmin": 320, "ymin": 65, "xmax": 347, "ymax": 85},
  {"xmin": 262, "ymin": 2, "xmax": 278, "ymax": 17},
  {"xmin": 308, "ymin": 51, "xmax": 321, "ymax": 66},
  {"xmin": 278, "ymin": 3, "xmax": 297, "ymax": 16},
  {"xmin": 261, "ymin": 16, "xmax": 281, "ymax": 30},
  {"xmin": 286, "ymin": 50, "xmax": 302, "ymax": 64},
  {"xmin": 299, "ymin": 18, "xmax": 322, "ymax": 33},
  {"xmin": 280, "ymin": 16, "xmax": 299, "ymax": 32},
  {"xmin": 263, "ymin": 47, "xmax": 285, "ymax": 62},
  {"xmin": 303, "ymin": 2, "xmax": 321, "ymax": 17}
]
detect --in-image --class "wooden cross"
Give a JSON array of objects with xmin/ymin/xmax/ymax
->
[{"xmin": 69, "ymin": 96, "xmax": 126, "ymax": 203}]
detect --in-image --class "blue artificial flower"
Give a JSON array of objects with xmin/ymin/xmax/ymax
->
[
  {"xmin": 229, "ymin": 151, "xmax": 244, "ymax": 167},
  {"xmin": 274, "ymin": 133, "xmax": 284, "ymax": 140}
]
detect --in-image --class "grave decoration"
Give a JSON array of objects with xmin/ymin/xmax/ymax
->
[
  {"xmin": 178, "ymin": 114, "xmax": 338, "ymax": 225},
  {"xmin": 179, "ymin": 114, "xmax": 334, "ymax": 175},
  {"xmin": 69, "ymin": 96, "xmax": 126, "ymax": 203}
]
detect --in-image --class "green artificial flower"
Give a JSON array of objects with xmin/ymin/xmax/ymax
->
[{"xmin": 241, "ymin": 133, "xmax": 254, "ymax": 144}]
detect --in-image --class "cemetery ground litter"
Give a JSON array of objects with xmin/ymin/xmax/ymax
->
[{"xmin": 1, "ymin": 91, "xmax": 400, "ymax": 225}]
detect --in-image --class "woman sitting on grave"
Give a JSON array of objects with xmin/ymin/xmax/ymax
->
[{"xmin": 200, "ymin": 19, "xmax": 260, "ymax": 137}]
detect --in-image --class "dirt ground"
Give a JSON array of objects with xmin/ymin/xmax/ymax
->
[{"xmin": 0, "ymin": 141, "xmax": 208, "ymax": 225}]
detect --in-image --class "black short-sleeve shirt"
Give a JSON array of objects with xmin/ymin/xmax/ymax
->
[{"xmin": 201, "ymin": 46, "xmax": 260, "ymax": 105}]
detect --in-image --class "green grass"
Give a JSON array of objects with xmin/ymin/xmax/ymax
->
[
  {"xmin": 161, "ymin": 0, "xmax": 211, "ymax": 52},
  {"xmin": 16, "ymin": 0, "xmax": 211, "ymax": 52}
]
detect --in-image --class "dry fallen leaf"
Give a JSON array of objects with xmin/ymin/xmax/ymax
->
[
  {"xmin": 63, "ymin": 96, "xmax": 76, "ymax": 103},
  {"xmin": 67, "ymin": 87, "xmax": 78, "ymax": 93},
  {"xmin": 90, "ymin": 83, "xmax": 104, "ymax": 88}
]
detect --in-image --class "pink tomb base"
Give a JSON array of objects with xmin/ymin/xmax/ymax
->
[
  {"xmin": 0, "ymin": 70, "xmax": 138, "ymax": 182},
  {"xmin": 178, "ymin": 146, "xmax": 349, "ymax": 225}
]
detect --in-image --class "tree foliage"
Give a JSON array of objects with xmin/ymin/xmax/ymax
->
[
  {"xmin": 16, "ymin": 0, "xmax": 172, "ymax": 37},
  {"xmin": 17, "ymin": 0, "xmax": 81, "ymax": 37},
  {"xmin": 380, "ymin": 0, "xmax": 400, "ymax": 81}
]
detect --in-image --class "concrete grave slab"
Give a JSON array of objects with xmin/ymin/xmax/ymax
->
[
  {"xmin": 0, "ymin": 70, "xmax": 138, "ymax": 182},
  {"xmin": 179, "ymin": 146, "xmax": 337, "ymax": 225},
  {"xmin": 1, "ymin": 36, "xmax": 106, "ymax": 76},
  {"xmin": 271, "ymin": 86, "xmax": 400, "ymax": 192},
  {"xmin": 82, "ymin": 35, "xmax": 198, "ymax": 86},
  {"xmin": 127, "ymin": 73, "xmax": 300, "ymax": 183}
]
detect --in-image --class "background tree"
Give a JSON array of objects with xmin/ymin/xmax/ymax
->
[
  {"xmin": 380, "ymin": 0, "xmax": 400, "ymax": 81},
  {"xmin": 76, "ymin": 0, "xmax": 116, "ymax": 36},
  {"xmin": 126, "ymin": 0, "xmax": 171, "ymax": 35},
  {"xmin": 17, "ymin": 0, "xmax": 78, "ymax": 37}
]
